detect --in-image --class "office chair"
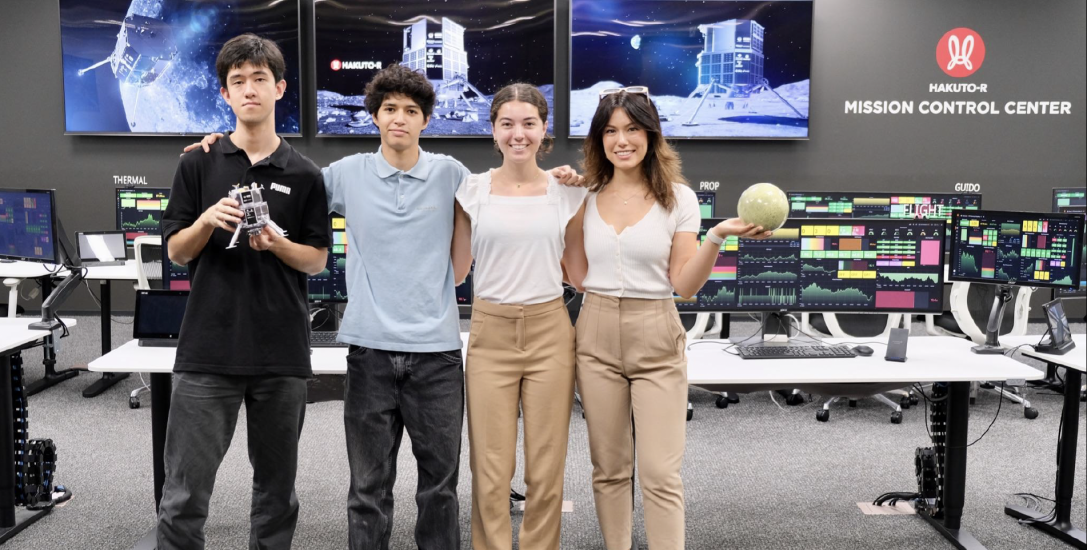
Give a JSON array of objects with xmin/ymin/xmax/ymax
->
[
  {"xmin": 928, "ymin": 282, "xmax": 1038, "ymax": 419},
  {"xmin": 802, "ymin": 312, "xmax": 915, "ymax": 423},
  {"xmin": 133, "ymin": 235, "xmax": 163, "ymax": 291},
  {"xmin": 128, "ymin": 236, "xmax": 164, "ymax": 409},
  {"xmin": 682, "ymin": 312, "xmax": 743, "ymax": 411}
]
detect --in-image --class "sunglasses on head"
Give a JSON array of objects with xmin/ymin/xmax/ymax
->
[{"xmin": 598, "ymin": 86, "xmax": 650, "ymax": 100}]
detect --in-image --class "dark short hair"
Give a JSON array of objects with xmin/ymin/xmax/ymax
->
[
  {"xmin": 489, "ymin": 83, "xmax": 553, "ymax": 159},
  {"xmin": 581, "ymin": 91, "xmax": 685, "ymax": 211},
  {"xmin": 364, "ymin": 64, "xmax": 436, "ymax": 119},
  {"xmin": 216, "ymin": 34, "xmax": 286, "ymax": 89}
]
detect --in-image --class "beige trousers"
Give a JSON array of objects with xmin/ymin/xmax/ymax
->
[
  {"xmin": 576, "ymin": 292, "xmax": 688, "ymax": 550},
  {"xmin": 466, "ymin": 297, "xmax": 576, "ymax": 550}
]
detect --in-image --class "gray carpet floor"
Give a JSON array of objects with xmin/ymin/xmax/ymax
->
[{"xmin": 5, "ymin": 315, "xmax": 1086, "ymax": 550}]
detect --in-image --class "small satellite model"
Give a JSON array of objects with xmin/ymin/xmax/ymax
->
[
  {"xmin": 77, "ymin": 14, "xmax": 178, "ymax": 127},
  {"xmin": 226, "ymin": 184, "xmax": 287, "ymax": 249}
]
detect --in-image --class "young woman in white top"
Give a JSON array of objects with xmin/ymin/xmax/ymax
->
[
  {"xmin": 451, "ymin": 83, "xmax": 588, "ymax": 550},
  {"xmin": 565, "ymin": 88, "xmax": 770, "ymax": 550}
]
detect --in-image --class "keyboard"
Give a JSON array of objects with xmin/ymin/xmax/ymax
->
[
  {"xmin": 736, "ymin": 345, "xmax": 857, "ymax": 360},
  {"xmin": 310, "ymin": 331, "xmax": 348, "ymax": 348}
]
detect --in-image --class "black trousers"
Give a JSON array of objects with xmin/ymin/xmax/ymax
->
[{"xmin": 156, "ymin": 372, "xmax": 307, "ymax": 550}]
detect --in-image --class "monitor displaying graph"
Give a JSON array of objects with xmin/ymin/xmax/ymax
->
[
  {"xmin": 787, "ymin": 191, "xmax": 980, "ymax": 249},
  {"xmin": 677, "ymin": 218, "xmax": 946, "ymax": 313},
  {"xmin": 116, "ymin": 188, "xmax": 170, "ymax": 246},
  {"xmin": 0, "ymin": 189, "xmax": 59, "ymax": 263},
  {"xmin": 1053, "ymin": 187, "xmax": 1086, "ymax": 296},
  {"xmin": 696, "ymin": 192, "xmax": 716, "ymax": 219},
  {"xmin": 308, "ymin": 215, "xmax": 348, "ymax": 303},
  {"xmin": 950, "ymin": 210, "xmax": 1085, "ymax": 289}
]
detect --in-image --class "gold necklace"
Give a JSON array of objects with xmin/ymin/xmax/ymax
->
[{"xmin": 615, "ymin": 188, "xmax": 643, "ymax": 205}]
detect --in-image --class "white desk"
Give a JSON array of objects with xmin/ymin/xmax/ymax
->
[
  {"xmin": 686, "ymin": 336, "xmax": 1041, "ymax": 385},
  {"xmin": 1001, "ymin": 334, "xmax": 1085, "ymax": 547},
  {"xmin": 0, "ymin": 317, "xmax": 77, "ymax": 542},
  {"xmin": 689, "ymin": 335, "xmax": 1042, "ymax": 549},
  {"xmin": 0, "ymin": 260, "xmax": 138, "ymax": 396}
]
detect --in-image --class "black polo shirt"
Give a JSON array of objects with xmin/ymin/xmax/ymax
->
[{"xmin": 162, "ymin": 135, "xmax": 330, "ymax": 377}]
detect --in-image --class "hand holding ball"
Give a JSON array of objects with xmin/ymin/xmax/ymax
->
[{"xmin": 737, "ymin": 183, "xmax": 790, "ymax": 232}]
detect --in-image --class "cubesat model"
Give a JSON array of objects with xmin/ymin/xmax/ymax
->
[{"xmin": 226, "ymin": 184, "xmax": 287, "ymax": 249}]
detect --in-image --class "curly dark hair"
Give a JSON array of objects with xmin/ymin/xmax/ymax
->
[
  {"xmin": 489, "ymin": 83, "xmax": 553, "ymax": 159},
  {"xmin": 581, "ymin": 91, "xmax": 685, "ymax": 211},
  {"xmin": 364, "ymin": 64, "xmax": 436, "ymax": 119},
  {"xmin": 216, "ymin": 34, "xmax": 286, "ymax": 89}
]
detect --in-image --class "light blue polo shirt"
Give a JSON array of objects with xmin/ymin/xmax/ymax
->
[{"xmin": 323, "ymin": 147, "xmax": 469, "ymax": 352}]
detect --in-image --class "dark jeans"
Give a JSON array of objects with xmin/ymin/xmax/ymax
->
[
  {"xmin": 344, "ymin": 346, "xmax": 465, "ymax": 550},
  {"xmin": 156, "ymin": 372, "xmax": 307, "ymax": 550}
]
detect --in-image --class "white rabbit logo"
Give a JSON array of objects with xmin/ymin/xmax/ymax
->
[{"xmin": 946, "ymin": 34, "xmax": 975, "ymax": 71}]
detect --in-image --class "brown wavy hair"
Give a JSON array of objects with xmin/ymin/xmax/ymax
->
[
  {"xmin": 581, "ymin": 91, "xmax": 685, "ymax": 211},
  {"xmin": 489, "ymin": 83, "xmax": 553, "ymax": 159}
]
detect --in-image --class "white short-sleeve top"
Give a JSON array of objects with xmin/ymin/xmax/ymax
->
[
  {"xmin": 582, "ymin": 183, "xmax": 701, "ymax": 299},
  {"xmin": 455, "ymin": 170, "xmax": 588, "ymax": 305}
]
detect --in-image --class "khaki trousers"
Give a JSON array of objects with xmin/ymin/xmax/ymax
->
[
  {"xmin": 576, "ymin": 292, "xmax": 688, "ymax": 550},
  {"xmin": 466, "ymin": 297, "xmax": 576, "ymax": 550}
]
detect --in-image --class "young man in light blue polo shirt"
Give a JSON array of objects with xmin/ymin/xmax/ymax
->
[{"xmin": 323, "ymin": 66, "xmax": 581, "ymax": 550}]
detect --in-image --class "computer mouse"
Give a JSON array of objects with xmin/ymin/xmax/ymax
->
[{"xmin": 852, "ymin": 345, "xmax": 875, "ymax": 357}]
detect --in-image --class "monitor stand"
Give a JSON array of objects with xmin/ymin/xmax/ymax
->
[
  {"xmin": 730, "ymin": 312, "xmax": 821, "ymax": 348},
  {"xmin": 972, "ymin": 285, "xmax": 1012, "ymax": 355}
]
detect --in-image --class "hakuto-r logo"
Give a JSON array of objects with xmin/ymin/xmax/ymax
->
[{"xmin": 937, "ymin": 28, "xmax": 985, "ymax": 78}]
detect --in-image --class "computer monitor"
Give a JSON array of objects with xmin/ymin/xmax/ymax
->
[
  {"xmin": 1052, "ymin": 187, "xmax": 1086, "ymax": 297},
  {"xmin": 76, "ymin": 231, "xmax": 127, "ymax": 266},
  {"xmin": 949, "ymin": 210, "xmax": 1084, "ymax": 289},
  {"xmin": 0, "ymin": 189, "xmax": 60, "ymax": 264},
  {"xmin": 116, "ymin": 188, "xmax": 170, "ymax": 246},
  {"xmin": 678, "ymin": 217, "xmax": 946, "ymax": 314},
  {"xmin": 787, "ymin": 191, "xmax": 981, "ymax": 249},
  {"xmin": 696, "ymin": 192, "xmax": 716, "ymax": 219},
  {"xmin": 133, "ymin": 289, "xmax": 188, "ymax": 347},
  {"xmin": 308, "ymin": 215, "xmax": 348, "ymax": 304}
]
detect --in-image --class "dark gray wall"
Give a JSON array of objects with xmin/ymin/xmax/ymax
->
[{"xmin": 1, "ymin": 0, "xmax": 1084, "ymax": 316}]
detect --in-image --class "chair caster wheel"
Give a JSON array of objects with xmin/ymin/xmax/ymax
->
[
  {"xmin": 910, "ymin": 395, "xmax": 920, "ymax": 406},
  {"xmin": 686, "ymin": 408, "xmax": 693, "ymax": 421},
  {"xmin": 129, "ymin": 396, "xmax": 140, "ymax": 409},
  {"xmin": 969, "ymin": 397, "xmax": 976, "ymax": 405},
  {"xmin": 1080, "ymin": 392, "xmax": 1086, "ymax": 403},
  {"xmin": 891, "ymin": 412, "xmax": 903, "ymax": 424},
  {"xmin": 785, "ymin": 394, "xmax": 804, "ymax": 406},
  {"xmin": 816, "ymin": 410, "xmax": 830, "ymax": 422},
  {"xmin": 848, "ymin": 399, "xmax": 858, "ymax": 408},
  {"xmin": 715, "ymin": 396, "xmax": 729, "ymax": 409},
  {"xmin": 727, "ymin": 394, "xmax": 740, "ymax": 404},
  {"xmin": 899, "ymin": 396, "xmax": 911, "ymax": 410},
  {"xmin": 1024, "ymin": 407, "xmax": 1039, "ymax": 420},
  {"xmin": 980, "ymin": 382, "xmax": 995, "ymax": 389}
]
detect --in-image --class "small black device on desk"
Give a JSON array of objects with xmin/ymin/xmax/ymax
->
[
  {"xmin": 885, "ymin": 327, "xmax": 909, "ymax": 362},
  {"xmin": 1035, "ymin": 298, "xmax": 1076, "ymax": 355},
  {"xmin": 852, "ymin": 345, "xmax": 874, "ymax": 357},
  {"xmin": 134, "ymin": 290, "xmax": 188, "ymax": 347}
]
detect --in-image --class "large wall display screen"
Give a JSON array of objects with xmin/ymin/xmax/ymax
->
[
  {"xmin": 315, "ymin": 0, "xmax": 555, "ymax": 137},
  {"xmin": 59, "ymin": 0, "xmax": 302, "ymax": 135},
  {"xmin": 570, "ymin": 0, "xmax": 812, "ymax": 139}
]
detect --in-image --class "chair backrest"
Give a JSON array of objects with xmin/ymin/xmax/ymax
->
[
  {"xmin": 819, "ymin": 313, "xmax": 904, "ymax": 339},
  {"xmin": 949, "ymin": 282, "xmax": 1033, "ymax": 344},
  {"xmin": 133, "ymin": 235, "xmax": 163, "ymax": 290}
]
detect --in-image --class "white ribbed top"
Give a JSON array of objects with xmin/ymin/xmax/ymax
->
[
  {"xmin": 582, "ymin": 183, "xmax": 700, "ymax": 298},
  {"xmin": 456, "ymin": 170, "xmax": 587, "ymax": 305}
]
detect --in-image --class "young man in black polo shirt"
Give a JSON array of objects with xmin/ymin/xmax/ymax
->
[{"xmin": 157, "ymin": 34, "xmax": 330, "ymax": 550}]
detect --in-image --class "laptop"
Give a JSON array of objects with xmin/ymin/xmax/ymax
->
[
  {"xmin": 77, "ymin": 231, "xmax": 128, "ymax": 267},
  {"xmin": 134, "ymin": 290, "xmax": 188, "ymax": 347}
]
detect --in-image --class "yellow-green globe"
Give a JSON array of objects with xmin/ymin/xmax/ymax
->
[{"xmin": 737, "ymin": 182, "xmax": 789, "ymax": 231}]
